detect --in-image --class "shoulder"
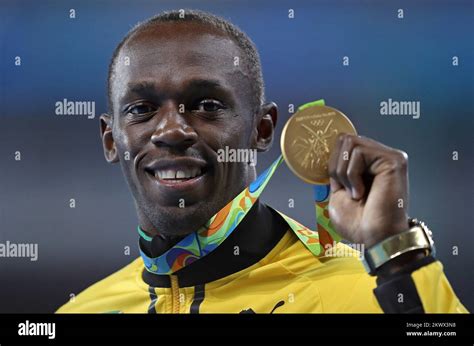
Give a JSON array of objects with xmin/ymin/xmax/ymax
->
[
  {"xmin": 272, "ymin": 211, "xmax": 377, "ymax": 287},
  {"xmin": 270, "ymin": 210, "xmax": 365, "ymax": 273},
  {"xmin": 275, "ymin": 226, "xmax": 368, "ymax": 279},
  {"xmin": 56, "ymin": 257, "xmax": 146, "ymax": 313},
  {"xmin": 269, "ymin": 213, "xmax": 380, "ymax": 311}
]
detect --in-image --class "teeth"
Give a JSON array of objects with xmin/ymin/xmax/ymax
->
[
  {"xmin": 155, "ymin": 168, "xmax": 202, "ymax": 180},
  {"xmin": 191, "ymin": 168, "xmax": 199, "ymax": 177}
]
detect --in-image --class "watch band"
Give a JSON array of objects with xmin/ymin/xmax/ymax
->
[{"xmin": 362, "ymin": 219, "xmax": 435, "ymax": 276}]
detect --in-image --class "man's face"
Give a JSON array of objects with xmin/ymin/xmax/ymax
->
[{"xmin": 106, "ymin": 22, "xmax": 264, "ymax": 237}]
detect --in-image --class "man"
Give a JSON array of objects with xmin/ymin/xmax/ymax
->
[{"xmin": 57, "ymin": 10, "xmax": 466, "ymax": 313}]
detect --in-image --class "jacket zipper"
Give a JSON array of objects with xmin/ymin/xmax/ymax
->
[{"xmin": 170, "ymin": 275, "xmax": 180, "ymax": 313}]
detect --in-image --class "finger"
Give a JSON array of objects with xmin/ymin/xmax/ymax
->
[
  {"xmin": 340, "ymin": 135, "xmax": 408, "ymax": 177},
  {"xmin": 328, "ymin": 132, "xmax": 344, "ymax": 178},
  {"xmin": 329, "ymin": 177, "xmax": 343, "ymax": 193},
  {"xmin": 347, "ymin": 142, "xmax": 409, "ymax": 206},
  {"xmin": 346, "ymin": 145, "xmax": 368, "ymax": 200},
  {"xmin": 335, "ymin": 133, "xmax": 357, "ymax": 194},
  {"xmin": 328, "ymin": 133, "xmax": 345, "ymax": 193},
  {"xmin": 353, "ymin": 142, "xmax": 408, "ymax": 177}
]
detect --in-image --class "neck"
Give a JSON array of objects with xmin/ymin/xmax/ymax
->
[{"xmin": 140, "ymin": 199, "xmax": 289, "ymax": 287}]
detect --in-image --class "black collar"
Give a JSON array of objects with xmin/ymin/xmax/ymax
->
[{"xmin": 140, "ymin": 199, "xmax": 288, "ymax": 288}]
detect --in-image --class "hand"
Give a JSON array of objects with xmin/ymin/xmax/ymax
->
[{"xmin": 327, "ymin": 134, "xmax": 410, "ymax": 249}]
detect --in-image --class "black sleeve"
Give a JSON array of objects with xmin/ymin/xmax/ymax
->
[{"xmin": 373, "ymin": 255, "xmax": 436, "ymax": 313}]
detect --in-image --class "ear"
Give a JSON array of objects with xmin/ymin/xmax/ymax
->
[
  {"xmin": 100, "ymin": 113, "xmax": 119, "ymax": 163},
  {"xmin": 253, "ymin": 102, "xmax": 278, "ymax": 152}
]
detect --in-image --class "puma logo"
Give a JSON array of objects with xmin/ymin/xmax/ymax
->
[{"xmin": 239, "ymin": 300, "xmax": 285, "ymax": 314}]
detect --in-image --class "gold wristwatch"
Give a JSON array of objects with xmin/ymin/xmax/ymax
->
[{"xmin": 361, "ymin": 218, "xmax": 436, "ymax": 276}]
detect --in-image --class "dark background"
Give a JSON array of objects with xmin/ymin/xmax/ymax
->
[{"xmin": 0, "ymin": 0, "xmax": 472, "ymax": 312}]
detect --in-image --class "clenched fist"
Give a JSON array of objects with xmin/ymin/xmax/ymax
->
[{"xmin": 328, "ymin": 133, "xmax": 410, "ymax": 249}]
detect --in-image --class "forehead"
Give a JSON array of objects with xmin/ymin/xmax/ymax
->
[{"xmin": 113, "ymin": 22, "xmax": 246, "ymax": 95}]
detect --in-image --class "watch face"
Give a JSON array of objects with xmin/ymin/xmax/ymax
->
[
  {"xmin": 419, "ymin": 221, "xmax": 436, "ymax": 256},
  {"xmin": 413, "ymin": 219, "xmax": 435, "ymax": 245}
]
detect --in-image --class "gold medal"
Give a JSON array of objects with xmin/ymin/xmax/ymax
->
[{"xmin": 281, "ymin": 104, "xmax": 357, "ymax": 185}]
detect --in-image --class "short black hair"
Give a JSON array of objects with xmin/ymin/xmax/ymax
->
[{"xmin": 107, "ymin": 9, "xmax": 265, "ymax": 115}]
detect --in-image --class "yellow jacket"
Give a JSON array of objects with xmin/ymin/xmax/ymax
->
[{"xmin": 57, "ymin": 221, "xmax": 467, "ymax": 314}]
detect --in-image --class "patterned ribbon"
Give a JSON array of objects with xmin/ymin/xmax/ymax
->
[{"xmin": 139, "ymin": 100, "xmax": 340, "ymax": 275}]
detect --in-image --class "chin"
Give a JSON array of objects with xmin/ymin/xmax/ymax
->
[{"xmin": 142, "ymin": 201, "xmax": 217, "ymax": 237}]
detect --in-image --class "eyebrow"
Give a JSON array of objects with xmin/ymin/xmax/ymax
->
[
  {"xmin": 128, "ymin": 81, "xmax": 156, "ymax": 95},
  {"xmin": 121, "ymin": 78, "xmax": 233, "ymax": 110},
  {"xmin": 186, "ymin": 78, "xmax": 225, "ymax": 90},
  {"xmin": 126, "ymin": 78, "xmax": 225, "ymax": 94}
]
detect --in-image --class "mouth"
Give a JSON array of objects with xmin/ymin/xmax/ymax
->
[{"xmin": 144, "ymin": 158, "xmax": 209, "ymax": 189}]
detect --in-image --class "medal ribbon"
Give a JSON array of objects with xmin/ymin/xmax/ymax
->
[{"xmin": 139, "ymin": 99, "xmax": 340, "ymax": 275}]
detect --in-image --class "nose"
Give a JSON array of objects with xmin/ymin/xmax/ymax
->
[{"xmin": 151, "ymin": 103, "xmax": 198, "ymax": 150}]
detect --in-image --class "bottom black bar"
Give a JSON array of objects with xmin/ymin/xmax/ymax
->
[{"xmin": 0, "ymin": 314, "xmax": 471, "ymax": 345}]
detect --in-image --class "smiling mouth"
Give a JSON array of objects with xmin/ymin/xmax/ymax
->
[
  {"xmin": 143, "ymin": 157, "xmax": 209, "ymax": 188},
  {"xmin": 146, "ymin": 166, "xmax": 206, "ymax": 183}
]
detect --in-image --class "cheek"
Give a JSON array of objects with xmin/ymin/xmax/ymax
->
[
  {"xmin": 114, "ymin": 124, "xmax": 147, "ymax": 155},
  {"xmin": 200, "ymin": 120, "xmax": 251, "ymax": 152}
]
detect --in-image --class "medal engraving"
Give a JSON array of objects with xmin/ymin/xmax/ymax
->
[{"xmin": 281, "ymin": 105, "xmax": 357, "ymax": 185}]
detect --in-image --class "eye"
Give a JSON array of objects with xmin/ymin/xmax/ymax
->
[
  {"xmin": 126, "ymin": 103, "xmax": 156, "ymax": 115},
  {"xmin": 195, "ymin": 99, "xmax": 225, "ymax": 112}
]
